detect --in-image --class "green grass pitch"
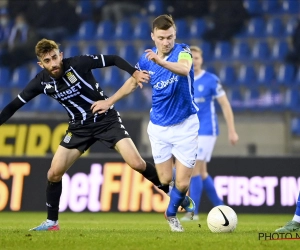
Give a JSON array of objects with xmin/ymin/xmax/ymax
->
[{"xmin": 0, "ymin": 212, "xmax": 299, "ymax": 250}]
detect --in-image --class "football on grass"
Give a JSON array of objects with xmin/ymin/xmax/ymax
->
[{"xmin": 207, "ymin": 205, "xmax": 238, "ymax": 233}]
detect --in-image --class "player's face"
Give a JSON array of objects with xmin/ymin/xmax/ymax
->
[
  {"xmin": 38, "ymin": 49, "xmax": 63, "ymax": 78},
  {"xmin": 192, "ymin": 50, "xmax": 203, "ymax": 70},
  {"xmin": 151, "ymin": 26, "xmax": 176, "ymax": 55}
]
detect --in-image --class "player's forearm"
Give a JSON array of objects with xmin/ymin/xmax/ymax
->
[
  {"xmin": 107, "ymin": 77, "xmax": 137, "ymax": 106},
  {"xmin": 159, "ymin": 61, "xmax": 190, "ymax": 76},
  {"xmin": 221, "ymin": 104, "xmax": 236, "ymax": 134},
  {"xmin": 0, "ymin": 97, "xmax": 24, "ymax": 125}
]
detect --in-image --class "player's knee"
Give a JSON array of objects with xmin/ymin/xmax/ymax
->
[
  {"xmin": 129, "ymin": 158, "xmax": 146, "ymax": 172},
  {"xmin": 47, "ymin": 168, "xmax": 64, "ymax": 182},
  {"xmin": 175, "ymin": 179, "xmax": 190, "ymax": 192},
  {"xmin": 200, "ymin": 172, "xmax": 208, "ymax": 179},
  {"xmin": 159, "ymin": 175, "xmax": 172, "ymax": 185}
]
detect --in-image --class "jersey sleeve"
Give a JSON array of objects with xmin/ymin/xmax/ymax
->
[
  {"xmin": 178, "ymin": 45, "xmax": 192, "ymax": 62},
  {"xmin": 71, "ymin": 55, "xmax": 136, "ymax": 75},
  {"xmin": 211, "ymin": 75, "xmax": 225, "ymax": 98},
  {"xmin": 135, "ymin": 52, "xmax": 149, "ymax": 71},
  {"xmin": 0, "ymin": 77, "xmax": 43, "ymax": 125},
  {"xmin": 18, "ymin": 76, "xmax": 44, "ymax": 103}
]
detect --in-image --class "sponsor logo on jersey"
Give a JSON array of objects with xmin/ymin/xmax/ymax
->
[
  {"xmin": 194, "ymin": 97, "xmax": 205, "ymax": 103},
  {"xmin": 66, "ymin": 72, "xmax": 77, "ymax": 84},
  {"xmin": 52, "ymin": 83, "xmax": 81, "ymax": 100},
  {"xmin": 153, "ymin": 76, "xmax": 178, "ymax": 90},
  {"xmin": 63, "ymin": 132, "xmax": 72, "ymax": 143},
  {"xmin": 148, "ymin": 71, "xmax": 155, "ymax": 75}
]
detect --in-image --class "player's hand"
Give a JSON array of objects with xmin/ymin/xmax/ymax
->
[
  {"xmin": 145, "ymin": 49, "xmax": 162, "ymax": 65},
  {"xmin": 132, "ymin": 70, "xmax": 150, "ymax": 88},
  {"xmin": 229, "ymin": 131, "xmax": 239, "ymax": 145},
  {"xmin": 91, "ymin": 100, "xmax": 111, "ymax": 114}
]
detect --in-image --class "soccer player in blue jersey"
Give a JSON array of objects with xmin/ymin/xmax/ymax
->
[
  {"xmin": 181, "ymin": 45, "xmax": 239, "ymax": 221},
  {"xmin": 92, "ymin": 14, "xmax": 199, "ymax": 232},
  {"xmin": 276, "ymin": 194, "xmax": 300, "ymax": 232}
]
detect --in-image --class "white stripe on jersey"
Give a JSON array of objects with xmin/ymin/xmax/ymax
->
[
  {"xmin": 18, "ymin": 94, "xmax": 26, "ymax": 103},
  {"xmin": 61, "ymin": 103, "xmax": 75, "ymax": 120},
  {"xmin": 53, "ymin": 80, "xmax": 58, "ymax": 92},
  {"xmin": 68, "ymin": 99, "xmax": 87, "ymax": 121},
  {"xmin": 70, "ymin": 66, "xmax": 94, "ymax": 90},
  {"xmin": 210, "ymin": 99, "xmax": 217, "ymax": 136},
  {"xmin": 62, "ymin": 77, "xmax": 71, "ymax": 86},
  {"xmin": 93, "ymin": 114, "xmax": 98, "ymax": 122},
  {"xmin": 101, "ymin": 54, "xmax": 105, "ymax": 66},
  {"xmin": 187, "ymin": 74, "xmax": 199, "ymax": 111},
  {"xmin": 80, "ymin": 94, "xmax": 94, "ymax": 104}
]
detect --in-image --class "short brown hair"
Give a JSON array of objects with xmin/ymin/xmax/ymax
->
[
  {"xmin": 152, "ymin": 14, "xmax": 176, "ymax": 31},
  {"xmin": 35, "ymin": 38, "xmax": 60, "ymax": 59},
  {"xmin": 190, "ymin": 45, "xmax": 202, "ymax": 55}
]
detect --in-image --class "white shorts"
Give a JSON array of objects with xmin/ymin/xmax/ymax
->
[
  {"xmin": 147, "ymin": 114, "xmax": 199, "ymax": 168},
  {"xmin": 196, "ymin": 136, "xmax": 217, "ymax": 162}
]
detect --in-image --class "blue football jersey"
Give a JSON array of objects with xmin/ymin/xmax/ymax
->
[
  {"xmin": 135, "ymin": 43, "xmax": 198, "ymax": 126},
  {"xmin": 194, "ymin": 71, "xmax": 225, "ymax": 136}
]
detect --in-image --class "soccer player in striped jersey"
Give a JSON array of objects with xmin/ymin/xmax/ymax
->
[
  {"xmin": 0, "ymin": 38, "xmax": 181, "ymax": 231},
  {"xmin": 181, "ymin": 45, "xmax": 239, "ymax": 221},
  {"xmin": 92, "ymin": 15, "xmax": 199, "ymax": 232}
]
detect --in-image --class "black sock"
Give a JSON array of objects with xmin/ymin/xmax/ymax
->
[
  {"xmin": 46, "ymin": 180, "xmax": 62, "ymax": 221},
  {"xmin": 142, "ymin": 162, "xmax": 169, "ymax": 194}
]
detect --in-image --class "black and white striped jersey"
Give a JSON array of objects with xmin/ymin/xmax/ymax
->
[{"xmin": 18, "ymin": 55, "xmax": 117, "ymax": 123}]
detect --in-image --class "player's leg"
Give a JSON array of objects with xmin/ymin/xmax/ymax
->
[
  {"xmin": 154, "ymin": 157, "xmax": 185, "ymax": 232},
  {"xmin": 181, "ymin": 160, "xmax": 203, "ymax": 221},
  {"xmin": 163, "ymin": 114, "xmax": 199, "ymax": 231},
  {"xmin": 200, "ymin": 137, "xmax": 223, "ymax": 207},
  {"xmin": 114, "ymin": 137, "xmax": 170, "ymax": 194},
  {"xmin": 276, "ymin": 192, "xmax": 300, "ymax": 232},
  {"xmin": 201, "ymin": 161, "xmax": 223, "ymax": 206},
  {"xmin": 29, "ymin": 146, "xmax": 82, "ymax": 231}
]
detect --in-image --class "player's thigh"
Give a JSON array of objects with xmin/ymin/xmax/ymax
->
[
  {"xmin": 114, "ymin": 138, "xmax": 145, "ymax": 171},
  {"xmin": 147, "ymin": 121, "xmax": 173, "ymax": 164},
  {"xmin": 172, "ymin": 115, "xmax": 199, "ymax": 169},
  {"xmin": 49, "ymin": 145, "xmax": 82, "ymax": 179}
]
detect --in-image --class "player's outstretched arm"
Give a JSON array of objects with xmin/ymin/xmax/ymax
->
[
  {"xmin": 0, "ymin": 97, "xmax": 25, "ymax": 125},
  {"xmin": 91, "ymin": 73, "xmax": 147, "ymax": 114},
  {"xmin": 217, "ymin": 95, "xmax": 239, "ymax": 145}
]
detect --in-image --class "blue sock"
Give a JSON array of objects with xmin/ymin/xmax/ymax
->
[
  {"xmin": 166, "ymin": 186, "xmax": 186, "ymax": 217},
  {"xmin": 190, "ymin": 175, "xmax": 203, "ymax": 215},
  {"xmin": 295, "ymin": 192, "xmax": 300, "ymax": 216},
  {"xmin": 203, "ymin": 175, "xmax": 224, "ymax": 206}
]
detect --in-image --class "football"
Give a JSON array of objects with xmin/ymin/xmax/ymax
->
[{"xmin": 207, "ymin": 205, "xmax": 238, "ymax": 233}]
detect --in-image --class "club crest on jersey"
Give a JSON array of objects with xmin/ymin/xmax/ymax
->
[
  {"xmin": 66, "ymin": 72, "xmax": 77, "ymax": 84},
  {"xmin": 198, "ymin": 85, "xmax": 204, "ymax": 92},
  {"xmin": 63, "ymin": 132, "xmax": 72, "ymax": 143}
]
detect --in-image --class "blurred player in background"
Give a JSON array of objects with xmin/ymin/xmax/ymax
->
[
  {"xmin": 276, "ymin": 193, "xmax": 300, "ymax": 232},
  {"xmin": 91, "ymin": 14, "xmax": 199, "ymax": 232},
  {"xmin": 0, "ymin": 38, "xmax": 190, "ymax": 231},
  {"xmin": 181, "ymin": 45, "xmax": 239, "ymax": 221}
]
